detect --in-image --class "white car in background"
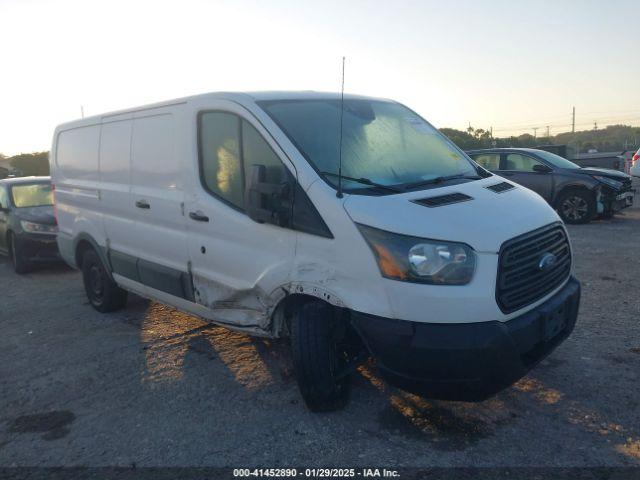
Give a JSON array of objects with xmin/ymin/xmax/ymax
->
[{"xmin": 630, "ymin": 148, "xmax": 640, "ymax": 177}]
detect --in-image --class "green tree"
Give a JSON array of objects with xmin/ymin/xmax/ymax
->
[
  {"xmin": 441, "ymin": 124, "xmax": 639, "ymax": 155},
  {"xmin": 9, "ymin": 151, "xmax": 50, "ymax": 176}
]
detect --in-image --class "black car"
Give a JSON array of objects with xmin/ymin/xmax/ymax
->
[
  {"xmin": 0, "ymin": 177, "xmax": 59, "ymax": 273},
  {"xmin": 467, "ymin": 148, "xmax": 634, "ymax": 224}
]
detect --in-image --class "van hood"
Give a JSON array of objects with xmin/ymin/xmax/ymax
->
[{"xmin": 343, "ymin": 178, "xmax": 560, "ymax": 253}]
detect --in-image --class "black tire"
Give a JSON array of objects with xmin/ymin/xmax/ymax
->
[
  {"xmin": 291, "ymin": 302, "xmax": 351, "ymax": 412},
  {"xmin": 81, "ymin": 249, "xmax": 128, "ymax": 312},
  {"xmin": 556, "ymin": 189, "xmax": 596, "ymax": 224},
  {"xmin": 600, "ymin": 209, "xmax": 615, "ymax": 219},
  {"xmin": 8, "ymin": 233, "xmax": 31, "ymax": 274}
]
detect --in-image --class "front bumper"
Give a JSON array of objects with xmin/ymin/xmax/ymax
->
[
  {"xmin": 612, "ymin": 190, "xmax": 634, "ymax": 211},
  {"xmin": 601, "ymin": 188, "xmax": 634, "ymax": 213},
  {"xmin": 351, "ymin": 276, "xmax": 580, "ymax": 401},
  {"xmin": 18, "ymin": 233, "xmax": 60, "ymax": 261}
]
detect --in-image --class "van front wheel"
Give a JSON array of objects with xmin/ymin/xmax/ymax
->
[
  {"xmin": 81, "ymin": 249, "xmax": 128, "ymax": 313},
  {"xmin": 291, "ymin": 302, "xmax": 351, "ymax": 412}
]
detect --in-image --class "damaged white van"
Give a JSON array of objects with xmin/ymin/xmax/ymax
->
[{"xmin": 51, "ymin": 92, "xmax": 580, "ymax": 411}]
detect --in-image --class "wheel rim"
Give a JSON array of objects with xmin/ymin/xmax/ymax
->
[
  {"xmin": 88, "ymin": 263, "xmax": 105, "ymax": 300},
  {"xmin": 561, "ymin": 196, "xmax": 589, "ymax": 221}
]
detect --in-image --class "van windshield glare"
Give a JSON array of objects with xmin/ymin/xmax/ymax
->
[{"xmin": 258, "ymin": 99, "xmax": 479, "ymax": 193}]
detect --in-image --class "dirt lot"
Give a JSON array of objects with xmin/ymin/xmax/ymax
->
[{"xmin": 1, "ymin": 183, "xmax": 639, "ymax": 469}]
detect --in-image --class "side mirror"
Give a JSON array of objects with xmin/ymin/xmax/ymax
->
[
  {"xmin": 245, "ymin": 164, "xmax": 292, "ymax": 227},
  {"xmin": 533, "ymin": 164, "xmax": 552, "ymax": 173}
]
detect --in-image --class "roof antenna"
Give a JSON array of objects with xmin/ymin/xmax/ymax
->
[{"xmin": 336, "ymin": 56, "xmax": 346, "ymax": 199}]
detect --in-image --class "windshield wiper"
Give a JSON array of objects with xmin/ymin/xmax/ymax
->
[
  {"xmin": 320, "ymin": 172, "xmax": 403, "ymax": 193},
  {"xmin": 401, "ymin": 173, "xmax": 482, "ymax": 191}
]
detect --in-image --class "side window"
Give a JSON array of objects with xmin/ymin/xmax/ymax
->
[
  {"xmin": 199, "ymin": 112, "xmax": 243, "ymax": 209},
  {"xmin": 505, "ymin": 153, "xmax": 543, "ymax": 172},
  {"xmin": 198, "ymin": 111, "xmax": 331, "ymax": 237},
  {"xmin": 242, "ymin": 120, "xmax": 286, "ymax": 184},
  {"xmin": 472, "ymin": 153, "xmax": 500, "ymax": 170},
  {"xmin": 56, "ymin": 125, "xmax": 100, "ymax": 181}
]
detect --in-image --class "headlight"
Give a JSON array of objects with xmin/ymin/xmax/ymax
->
[
  {"xmin": 20, "ymin": 220, "xmax": 58, "ymax": 234},
  {"xmin": 357, "ymin": 224, "xmax": 476, "ymax": 285},
  {"xmin": 592, "ymin": 175, "xmax": 623, "ymax": 190}
]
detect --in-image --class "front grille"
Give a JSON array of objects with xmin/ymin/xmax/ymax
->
[
  {"xmin": 496, "ymin": 223, "xmax": 571, "ymax": 313},
  {"xmin": 412, "ymin": 192, "xmax": 472, "ymax": 208},
  {"xmin": 486, "ymin": 181, "xmax": 515, "ymax": 193}
]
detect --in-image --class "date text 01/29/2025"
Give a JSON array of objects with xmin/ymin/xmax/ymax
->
[{"xmin": 233, "ymin": 468, "xmax": 401, "ymax": 478}]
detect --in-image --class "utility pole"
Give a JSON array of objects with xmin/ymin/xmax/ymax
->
[
  {"xmin": 80, "ymin": 106, "xmax": 85, "ymax": 118},
  {"xmin": 571, "ymin": 106, "xmax": 575, "ymax": 133},
  {"xmin": 546, "ymin": 125, "xmax": 550, "ymax": 139},
  {"xmin": 533, "ymin": 127, "xmax": 538, "ymax": 141},
  {"xmin": 593, "ymin": 121, "xmax": 598, "ymax": 131}
]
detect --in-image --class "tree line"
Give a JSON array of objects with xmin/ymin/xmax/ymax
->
[
  {"xmin": 0, "ymin": 151, "xmax": 50, "ymax": 177},
  {"xmin": 441, "ymin": 124, "xmax": 640, "ymax": 155}
]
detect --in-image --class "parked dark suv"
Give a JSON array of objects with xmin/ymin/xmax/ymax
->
[
  {"xmin": 467, "ymin": 148, "xmax": 634, "ymax": 224},
  {"xmin": 0, "ymin": 177, "xmax": 59, "ymax": 273}
]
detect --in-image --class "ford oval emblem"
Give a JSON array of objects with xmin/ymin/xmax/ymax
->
[{"xmin": 538, "ymin": 252, "xmax": 557, "ymax": 271}]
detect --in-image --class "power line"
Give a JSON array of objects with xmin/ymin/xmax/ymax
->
[
  {"xmin": 489, "ymin": 110, "xmax": 640, "ymax": 132},
  {"xmin": 491, "ymin": 117, "xmax": 640, "ymax": 135}
]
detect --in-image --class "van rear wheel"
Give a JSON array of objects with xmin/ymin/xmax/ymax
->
[
  {"xmin": 291, "ymin": 302, "xmax": 351, "ymax": 412},
  {"xmin": 81, "ymin": 249, "xmax": 128, "ymax": 312}
]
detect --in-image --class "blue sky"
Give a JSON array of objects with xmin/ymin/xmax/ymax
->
[{"xmin": 1, "ymin": 0, "xmax": 639, "ymax": 154}]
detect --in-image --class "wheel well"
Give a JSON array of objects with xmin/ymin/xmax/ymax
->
[
  {"xmin": 271, "ymin": 293, "xmax": 340, "ymax": 338},
  {"xmin": 554, "ymin": 185, "xmax": 595, "ymax": 208},
  {"xmin": 74, "ymin": 239, "xmax": 94, "ymax": 268}
]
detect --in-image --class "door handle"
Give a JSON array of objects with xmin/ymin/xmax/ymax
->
[
  {"xmin": 135, "ymin": 199, "xmax": 151, "ymax": 209},
  {"xmin": 189, "ymin": 211, "xmax": 209, "ymax": 222}
]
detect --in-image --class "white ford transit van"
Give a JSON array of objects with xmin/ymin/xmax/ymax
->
[{"xmin": 51, "ymin": 92, "xmax": 580, "ymax": 411}]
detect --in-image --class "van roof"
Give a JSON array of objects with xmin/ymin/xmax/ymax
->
[
  {"xmin": 54, "ymin": 91, "xmax": 391, "ymax": 130},
  {"xmin": 245, "ymin": 91, "xmax": 387, "ymax": 101}
]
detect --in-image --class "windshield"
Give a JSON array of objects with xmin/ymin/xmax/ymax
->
[
  {"xmin": 11, "ymin": 183, "xmax": 53, "ymax": 208},
  {"xmin": 258, "ymin": 99, "xmax": 479, "ymax": 192},
  {"xmin": 535, "ymin": 150, "xmax": 580, "ymax": 169}
]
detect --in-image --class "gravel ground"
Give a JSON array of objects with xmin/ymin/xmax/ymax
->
[{"xmin": 1, "ymin": 181, "xmax": 639, "ymax": 469}]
